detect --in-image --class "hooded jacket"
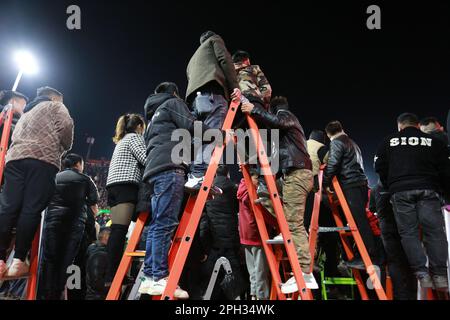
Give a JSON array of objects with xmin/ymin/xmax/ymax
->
[
  {"xmin": 249, "ymin": 103, "xmax": 312, "ymax": 173},
  {"xmin": 237, "ymin": 179, "xmax": 262, "ymax": 246},
  {"xmin": 143, "ymin": 93, "xmax": 209, "ymax": 180}
]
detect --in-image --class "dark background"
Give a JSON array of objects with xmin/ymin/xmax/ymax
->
[{"xmin": 0, "ymin": 0, "xmax": 449, "ymax": 185}]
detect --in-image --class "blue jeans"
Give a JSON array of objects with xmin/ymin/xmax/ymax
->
[
  {"xmin": 143, "ymin": 169, "xmax": 186, "ymax": 280},
  {"xmin": 191, "ymin": 92, "xmax": 228, "ymax": 177}
]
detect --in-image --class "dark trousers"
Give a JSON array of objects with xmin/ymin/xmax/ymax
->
[
  {"xmin": 0, "ymin": 159, "xmax": 57, "ymax": 261},
  {"xmin": 391, "ymin": 189, "xmax": 448, "ymax": 276},
  {"xmin": 378, "ymin": 206, "xmax": 417, "ymax": 300},
  {"xmin": 37, "ymin": 208, "xmax": 86, "ymax": 300},
  {"xmin": 342, "ymin": 185, "xmax": 377, "ymax": 256}
]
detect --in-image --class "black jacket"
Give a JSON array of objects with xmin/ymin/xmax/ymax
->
[
  {"xmin": 375, "ymin": 126, "xmax": 450, "ymax": 194},
  {"xmin": 200, "ymin": 175, "xmax": 240, "ymax": 250},
  {"xmin": 85, "ymin": 242, "xmax": 108, "ymax": 300},
  {"xmin": 47, "ymin": 168, "xmax": 99, "ymax": 221},
  {"xmin": 143, "ymin": 93, "xmax": 209, "ymax": 180},
  {"xmin": 23, "ymin": 95, "xmax": 51, "ymax": 113},
  {"xmin": 323, "ymin": 134, "xmax": 367, "ymax": 188},
  {"xmin": 249, "ymin": 104, "xmax": 312, "ymax": 173}
]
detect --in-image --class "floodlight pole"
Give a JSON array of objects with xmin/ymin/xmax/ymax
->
[{"xmin": 12, "ymin": 69, "xmax": 23, "ymax": 91}]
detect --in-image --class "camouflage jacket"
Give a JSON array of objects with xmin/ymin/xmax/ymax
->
[{"xmin": 235, "ymin": 64, "xmax": 272, "ymax": 107}]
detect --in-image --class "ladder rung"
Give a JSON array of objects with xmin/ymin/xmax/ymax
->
[
  {"xmin": 266, "ymin": 239, "xmax": 284, "ymax": 245},
  {"xmin": 125, "ymin": 251, "xmax": 146, "ymax": 257},
  {"xmin": 323, "ymin": 277, "xmax": 358, "ymax": 286},
  {"xmin": 318, "ymin": 227, "xmax": 352, "ymax": 233}
]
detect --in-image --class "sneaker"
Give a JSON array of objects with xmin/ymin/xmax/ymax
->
[
  {"xmin": 0, "ymin": 260, "xmax": 6, "ymax": 280},
  {"xmin": 184, "ymin": 174, "xmax": 223, "ymax": 196},
  {"xmin": 140, "ymin": 277, "xmax": 189, "ymax": 299},
  {"xmin": 432, "ymin": 275, "xmax": 448, "ymax": 290},
  {"xmin": 4, "ymin": 258, "xmax": 29, "ymax": 279},
  {"xmin": 138, "ymin": 276, "xmax": 155, "ymax": 295},
  {"xmin": 281, "ymin": 273, "xmax": 319, "ymax": 294},
  {"xmin": 417, "ymin": 273, "xmax": 433, "ymax": 289},
  {"xmin": 272, "ymin": 234, "xmax": 283, "ymax": 242}
]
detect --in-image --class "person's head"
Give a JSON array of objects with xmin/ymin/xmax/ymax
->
[
  {"xmin": 249, "ymin": 167, "xmax": 259, "ymax": 187},
  {"xmin": 270, "ymin": 96, "xmax": 289, "ymax": 113},
  {"xmin": 113, "ymin": 113, "xmax": 146, "ymax": 143},
  {"xmin": 37, "ymin": 86, "xmax": 64, "ymax": 103},
  {"xmin": 216, "ymin": 165, "xmax": 229, "ymax": 178},
  {"xmin": 325, "ymin": 121, "xmax": 344, "ymax": 139},
  {"xmin": 0, "ymin": 90, "xmax": 28, "ymax": 114},
  {"xmin": 397, "ymin": 113, "xmax": 419, "ymax": 131},
  {"xmin": 155, "ymin": 82, "xmax": 180, "ymax": 98},
  {"xmin": 200, "ymin": 30, "xmax": 216, "ymax": 44},
  {"xmin": 419, "ymin": 116, "xmax": 443, "ymax": 133},
  {"xmin": 232, "ymin": 50, "xmax": 251, "ymax": 69},
  {"xmin": 62, "ymin": 153, "xmax": 84, "ymax": 172},
  {"xmin": 98, "ymin": 227, "xmax": 111, "ymax": 246},
  {"xmin": 309, "ymin": 130, "xmax": 326, "ymax": 144}
]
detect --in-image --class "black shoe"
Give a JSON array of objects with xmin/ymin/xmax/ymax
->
[{"xmin": 344, "ymin": 257, "xmax": 365, "ymax": 270}]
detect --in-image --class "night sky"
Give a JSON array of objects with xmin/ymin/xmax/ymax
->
[{"xmin": 1, "ymin": 0, "xmax": 449, "ymax": 185}]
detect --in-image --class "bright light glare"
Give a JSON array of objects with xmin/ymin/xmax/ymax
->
[{"xmin": 14, "ymin": 50, "xmax": 39, "ymax": 74}]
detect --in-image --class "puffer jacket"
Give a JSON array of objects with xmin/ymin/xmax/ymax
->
[
  {"xmin": 323, "ymin": 133, "xmax": 367, "ymax": 188},
  {"xmin": 200, "ymin": 175, "xmax": 240, "ymax": 250},
  {"xmin": 47, "ymin": 168, "xmax": 99, "ymax": 221},
  {"xmin": 249, "ymin": 103, "xmax": 312, "ymax": 174},
  {"xmin": 85, "ymin": 242, "xmax": 108, "ymax": 300},
  {"xmin": 143, "ymin": 93, "xmax": 209, "ymax": 180}
]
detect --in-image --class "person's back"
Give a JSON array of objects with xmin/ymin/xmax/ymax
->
[
  {"xmin": 186, "ymin": 32, "xmax": 239, "ymax": 103},
  {"xmin": 6, "ymin": 100, "xmax": 74, "ymax": 169},
  {"xmin": 204, "ymin": 174, "xmax": 239, "ymax": 249},
  {"xmin": 377, "ymin": 126, "xmax": 447, "ymax": 194},
  {"xmin": 324, "ymin": 132, "xmax": 367, "ymax": 187},
  {"xmin": 85, "ymin": 241, "xmax": 108, "ymax": 300}
]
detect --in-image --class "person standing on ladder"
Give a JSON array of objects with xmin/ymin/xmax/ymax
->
[
  {"xmin": 375, "ymin": 113, "xmax": 449, "ymax": 291},
  {"xmin": 241, "ymin": 96, "xmax": 314, "ymax": 294},
  {"xmin": 323, "ymin": 120, "xmax": 380, "ymax": 270},
  {"xmin": 0, "ymin": 87, "xmax": 73, "ymax": 280},
  {"xmin": 0, "ymin": 90, "xmax": 28, "ymax": 147},
  {"xmin": 184, "ymin": 31, "xmax": 241, "ymax": 193},
  {"xmin": 138, "ymin": 82, "xmax": 211, "ymax": 299}
]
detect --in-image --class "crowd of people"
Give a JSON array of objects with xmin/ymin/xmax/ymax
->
[{"xmin": 0, "ymin": 30, "xmax": 449, "ymax": 300}]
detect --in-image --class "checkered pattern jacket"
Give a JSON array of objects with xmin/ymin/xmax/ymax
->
[{"xmin": 106, "ymin": 133, "xmax": 146, "ymax": 187}]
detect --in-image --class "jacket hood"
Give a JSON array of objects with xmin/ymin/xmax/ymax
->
[
  {"xmin": 237, "ymin": 179, "xmax": 248, "ymax": 200},
  {"xmin": 143, "ymin": 93, "xmax": 174, "ymax": 122},
  {"xmin": 23, "ymin": 96, "xmax": 52, "ymax": 113}
]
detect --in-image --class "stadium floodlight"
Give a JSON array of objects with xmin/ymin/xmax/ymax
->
[{"xmin": 12, "ymin": 50, "xmax": 39, "ymax": 91}]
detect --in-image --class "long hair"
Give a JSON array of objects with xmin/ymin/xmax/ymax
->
[{"xmin": 113, "ymin": 113, "xmax": 145, "ymax": 144}]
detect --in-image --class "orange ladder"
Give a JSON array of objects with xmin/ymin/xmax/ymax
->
[
  {"xmin": 308, "ymin": 169, "xmax": 387, "ymax": 300},
  {"xmin": 0, "ymin": 107, "xmax": 40, "ymax": 300},
  {"xmin": 107, "ymin": 101, "xmax": 313, "ymax": 300}
]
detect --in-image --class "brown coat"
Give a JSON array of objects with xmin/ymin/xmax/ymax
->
[
  {"xmin": 186, "ymin": 35, "xmax": 239, "ymax": 102},
  {"xmin": 6, "ymin": 101, "xmax": 74, "ymax": 169}
]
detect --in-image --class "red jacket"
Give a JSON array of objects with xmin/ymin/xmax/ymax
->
[{"xmin": 237, "ymin": 179, "xmax": 262, "ymax": 246}]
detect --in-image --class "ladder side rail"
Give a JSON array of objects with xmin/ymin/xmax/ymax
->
[
  {"xmin": 25, "ymin": 228, "xmax": 40, "ymax": 300},
  {"xmin": 240, "ymin": 164, "xmax": 286, "ymax": 300},
  {"xmin": 245, "ymin": 115, "xmax": 312, "ymax": 300},
  {"xmin": 0, "ymin": 108, "xmax": 14, "ymax": 182},
  {"xmin": 332, "ymin": 177, "xmax": 387, "ymax": 300},
  {"xmin": 161, "ymin": 101, "xmax": 240, "ymax": 300},
  {"xmin": 308, "ymin": 168, "xmax": 324, "ymax": 272},
  {"xmin": 203, "ymin": 257, "xmax": 232, "ymax": 300}
]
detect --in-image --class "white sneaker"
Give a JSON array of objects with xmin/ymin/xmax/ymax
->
[
  {"xmin": 184, "ymin": 174, "xmax": 204, "ymax": 193},
  {"xmin": 138, "ymin": 276, "xmax": 155, "ymax": 295},
  {"xmin": 281, "ymin": 273, "xmax": 319, "ymax": 294},
  {"xmin": 4, "ymin": 258, "xmax": 29, "ymax": 279},
  {"xmin": 140, "ymin": 277, "xmax": 189, "ymax": 299},
  {"xmin": 0, "ymin": 260, "xmax": 6, "ymax": 280},
  {"xmin": 272, "ymin": 234, "xmax": 283, "ymax": 242}
]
